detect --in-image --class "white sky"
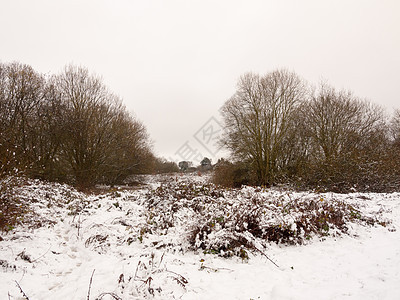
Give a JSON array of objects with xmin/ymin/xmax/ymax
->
[{"xmin": 1, "ymin": 0, "xmax": 399, "ymax": 163}]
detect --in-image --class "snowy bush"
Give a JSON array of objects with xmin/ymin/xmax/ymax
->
[{"xmin": 141, "ymin": 180, "xmax": 387, "ymax": 259}]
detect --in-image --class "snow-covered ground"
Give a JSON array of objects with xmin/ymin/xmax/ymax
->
[{"xmin": 1, "ymin": 174, "xmax": 399, "ymax": 299}]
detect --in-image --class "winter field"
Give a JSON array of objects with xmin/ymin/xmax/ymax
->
[{"xmin": 1, "ymin": 174, "xmax": 399, "ymax": 300}]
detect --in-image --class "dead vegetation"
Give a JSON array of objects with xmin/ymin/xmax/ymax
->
[
  {"xmin": 0, "ymin": 176, "xmax": 29, "ymax": 232},
  {"xmin": 142, "ymin": 180, "xmax": 387, "ymax": 260}
]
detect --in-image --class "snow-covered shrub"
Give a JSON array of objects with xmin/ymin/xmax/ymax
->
[
  {"xmin": 142, "ymin": 181, "xmax": 387, "ymax": 258},
  {"xmin": 0, "ymin": 176, "xmax": 85, "ymax": 232}
]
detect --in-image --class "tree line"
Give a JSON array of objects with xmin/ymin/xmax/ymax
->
[
  {"xmin": 216, "ymin": 69, "xmax": 400, "ymax": 192},
  {"xmin": 0, "ymin": 62, "xmax": 156, "ymax": 187},
  {"xmin": 2, "ymin": 62, "xmax": 399, "ymax": 192}
]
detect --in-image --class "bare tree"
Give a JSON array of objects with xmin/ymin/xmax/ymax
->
[
  {"xmin": 301, "ymin": 83, "xmax": 388, "ymax": 190},
  {"xmin": 391, "ymin": 109, "xmax": 400, "ymax": 143},
  {"xmin": 220, "ymin": 69, "xmax": 306, "ymax": 185},
  {"xmin": 387, "ymin": 109, "xmax": 400, "ymax": 186},
  {"xmin": 99, "ymin": 109, "xmax": 154, "ymax": 184},
  {"xmin": 27, "ymin": 79, "xmax": 66, "ymax": 180},
  {"xmin": 55, "ymin": 65, "xmax": 153, "ymax": 186},
  {"xmin": 152, "ymin": 157, "xmax": 179, "ymax": 174},
  {"xmin": 304, "ymin": 84, "xmax": 385, "ymax": 162},
  {"xmin": 0, "ymin": 62, "xmax": 154, "ymax": 185},
  {"xmin": 55, "ymin": 65, "xmax": 107, "ymax": 185},
  {"xmin": 0, "ymin": 63, "xmax": 11, "ymax": 176},
  {"xmin": 277, "ymin": 100, "xmax": 313, "ymax": 179},
  {"xmin": 0, "ymin": 62, "xmax": 46, "ymax": 176}
]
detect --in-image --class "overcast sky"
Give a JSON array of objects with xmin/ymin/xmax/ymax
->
[{"xmin": 1, "ymin": 0, "xmax": 399, "ymax": 163}]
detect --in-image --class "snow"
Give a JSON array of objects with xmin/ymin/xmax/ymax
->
[{"xmin": 1, "ymin": 174, "xmax": 399, "ymax": 299}]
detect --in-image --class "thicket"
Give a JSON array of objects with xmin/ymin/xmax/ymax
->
[
  {"xmin": 152, "ymin": 158, "xmax": 180, "ymax": 174},
  {"xmin": 0, "ymin": 62, "xmax": 154, "ymax": 187},
  {"xmin": 0, "ymin": 177, "xmax": 27, "ymax": 232},
  {"xmin": 217, "ymin": 69, "xmax": 400, "ymax": 192}
]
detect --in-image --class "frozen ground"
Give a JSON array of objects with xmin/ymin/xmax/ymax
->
[{"xmin": 1, "ymin": 174, "xmax": 399, "ymax": 299}]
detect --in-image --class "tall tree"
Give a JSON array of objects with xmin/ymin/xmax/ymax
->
[
  {"xmin": 55, "ymin": 65, "xmax": 153, "ymax": 186},
  {"xmin": 301, "ymin": 83, "xmax": 387, "ymax": 190},
  {"xmin": 220, "ymin": 69, "xmax": 306, "ymax": 185},
  {"xmin": 0, "ymin": 62, "xmax": 46, "ymax": 176}
]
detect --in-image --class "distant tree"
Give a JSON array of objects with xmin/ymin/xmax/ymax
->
[
  {"xmin": 178, "ymin": 161, "xmax": 192, "ymax": 172},
  {"xmin": 200, "ymin": 157, "xmax": 211, "ymax": 166},
  {"xmin": 153, "ymin": 158, "xmax": 180, "ymax": 174},
  {"xmin": 199, "ymin": 157, "xmax": 212, "ymax": 171}
]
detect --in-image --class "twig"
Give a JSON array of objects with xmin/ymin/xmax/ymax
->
[
  {"xmin": 252, "ymin": 247, "xmax": 280, "ymax": 268},
  {"xmin": 31, "ymin": 245, "xmax": 52, "ymax": 263},
  {"xmin": 134, "ymin": 260, "xmax": 142, "ymax": 280},
  {"xmin": 166, "ymin": 269, "xmax": 189, "ymax": 284},
  {"xmin": 87, "ymin": 269, "xmax": 96, "ymax": 300},
  {"xmin": 235, "ymin": 232, "xmax": 280, "ymax": 268},
  {"xmin": 95, "ymin": 292, "xmax": 122, "ymax": 300},
  {"xmin": 158, "ymin": 251, "xmax": 165, "ymax": 268},
  {"xmin": 6, "ymin": 245, "xmax": 14, "ymax": 256},
  {"xmin": 18, "ymin": 268, "xmax": 26, "ymax": 283},
  {"xmin": 198, "ymin": 264, "xmax": 234, "ymax": 273},
  {"xmin": 15, "ymin": 280, "xmax": 29, "ymax": 300},
  {"xmin": 78, "ymin": 214, "xmax": 81, "ymax": 237}
]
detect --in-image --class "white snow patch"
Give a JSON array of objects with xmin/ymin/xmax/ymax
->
[{"xmin": 1, "ymin": 175, "xmax": 399, "ymax": 299}]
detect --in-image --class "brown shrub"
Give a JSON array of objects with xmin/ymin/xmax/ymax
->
[
  {"xmin": 212, "ymin": 160, "xmax": 255, "ymax": 188},
  {"xmin": 0, "ymin": 177, "xmax": 27, "ymax": 232}
]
